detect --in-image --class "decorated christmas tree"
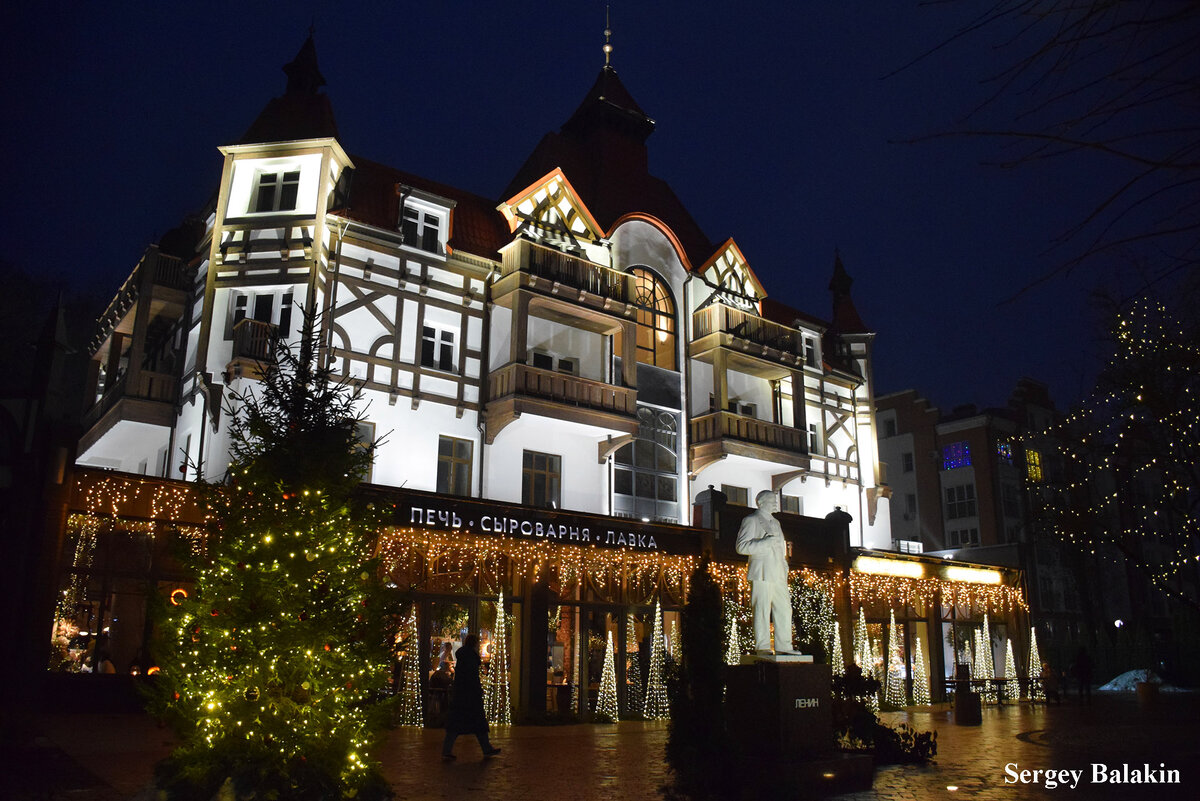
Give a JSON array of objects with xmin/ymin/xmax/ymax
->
[
  {"xmin": 853, "ymin": 607, "xmax": 869, "ymax": 670},
  {"xmin": 979, "ymin": 614, "xmax": 997, "ymax": 703},
  {"xmin": 151, "ymin": 313, "xmax": 401, "ymax": 801},
  {"xmin": 912, "ymin": 636, "xmax": 931, "ymax": 705},
  {"xmin": 625, "ymin": 613, "xmax": 643, "ymax": 718},
  {"xmin": 483, "ymin": 591, "xmax": 511, "ymax": 725},
  {"xmin": 643, "ymin": 600, "xmax": 669, "ymax": 719},
  {"xmin": 724, "ymin": 602, "xmax": 741, "ymax": 666},
  {"xmin": 595, "ymin": 630, "xmax": 620, "ymax": 722},
  {"xmin": 670, "ymin": 619, "xmax": 682, "ymax": 664},
  {"xmin": 885, "ymin": 609, "xmax": 907, "ymax": 707},
  {"xmin": 830, "ymin": 620, "xmax": 844, "ymax": 677},
  {"xmin": 1003, "ymin": 638, "xmax": 1018, "ymax": 703},
  {"xmin": 396, "ymin": 606, "xmax": 423, "ymax": 727},
  {"xmin": 1028, "ymin": 627, "xmax": 1044, "ymax": 701}
]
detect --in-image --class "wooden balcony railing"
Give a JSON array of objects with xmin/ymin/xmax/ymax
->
[
  {"xmin": 689, "ymin": 411, "xmax": 809, "ymax": 454},
  {"xmin": 692, "ymin": 305, "xmax": 806, "ymax": 361},
  {"xmin": 232, "ymin": 319, "xmax": 277, "ymax": 361},
  {"xmin": 488, "ymin": 363, "xmax": 637, "ymax": 417},
  {"xmin": 501, "ymin": 239, "xmax": 635, "ymax": 303},
  {"xmin": 92, "ymin": 247, "xmax": 190, "ymax": 354},
  {"xmin": 83, "ymin": 369, "xmax": 180, "ymax": 429}
]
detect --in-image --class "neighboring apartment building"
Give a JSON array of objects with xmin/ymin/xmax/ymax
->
[
  {"xmin": 877, "ymin": 379, "xmax": 1109, "ymax": 673},
  {"xmin": 47, "ymin": 37, "xmax": 1031, "ymax": 712}
]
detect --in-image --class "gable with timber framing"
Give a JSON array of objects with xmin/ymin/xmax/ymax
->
[
  {"xmin": 698, "ymin": 239, "xmax": 765, "ymax": 310},
  {"xmin": 498, "ymin": 168, "xmax": 604, "ymax": 252}
]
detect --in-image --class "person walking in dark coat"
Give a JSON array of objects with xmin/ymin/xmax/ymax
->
[{"xmin": 442, "ymin": 634, "xmax": 501, "ymax": 760}]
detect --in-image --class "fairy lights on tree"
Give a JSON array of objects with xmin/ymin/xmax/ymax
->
[
  {"xmin": 1028, "ymin": 627, "xmax": 1044, "ymax": 701},
  {"xmin": 483, "ymin": 591, "xmax": 511, "ymax": 725},
  {"xmin": 885, "ymin": 609, "xmax": 907, "ymax": 707},
  {"xmin": 974, "ymin": 613, "xmax": 997, "ymax": 703},
  {"xmin": 724, "ymin": 603, "xmax": 741, "ymax": 666},
  {"xmin": 1003, "ymin": 638, "xmax": 1018, "ymax": 703},
  {"xmin": 830, "ymin": 620, "xmax": 844, "ymax": 677},
  {"xmin": 853, "ymin": 607, "xmax": 869, "ymax": 671},
  {"xmin": 626, "ymin": 613, "xmax": 643, "ymax": 718},
  {"xmin": 1031, "ymin": 294, "xmax": 1200, "ymax": 613},
  {"xmin": 595, "ymin": 630, "xmax": 619, "ymax": 723},
  {"xmin": 912, "ymin": 635, "xmax": 931, "ymax": 705},
  {"xmin": 396, "ymin": 606, "xmax": 423, "ymax": 727},
  {"xmin": 643, "ymin": 600, "xmax": 669, "ymax": 719},
  {"xmin": 150, "ymin": 312, "xmax": 401, "ymax": 801}
]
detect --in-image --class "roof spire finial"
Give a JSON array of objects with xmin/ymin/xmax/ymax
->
[{"xmin": 603, "ymin": 6, "xmax": 613, "ymax": 67}]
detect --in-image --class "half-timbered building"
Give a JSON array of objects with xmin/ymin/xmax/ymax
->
[{"xmin": 57, "ymin": 37, "xmax": 1031, "ymax": 716}]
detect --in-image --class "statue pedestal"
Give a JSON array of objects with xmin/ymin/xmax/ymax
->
[
  {"xmin": 725, "ymin": 661, "xmax": 872, "ymax": 793},
  {"xmin": 726, "ymin": 660, "xmax": 831, "ymax": 756}
]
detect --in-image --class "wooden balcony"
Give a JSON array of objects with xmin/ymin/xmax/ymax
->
[
  {"xmin": 689, "ymin": 410, "xmax": 811, "ymax": 474},
  {"xmin": 493, "ymin": 239, "xmax": 637, "ymax": 328},
  {"xmin": 79, "ymin": 369, "xmax": 180, "ymax": 454},
  {"xmin": 91, "ymin": 247, "xmax": 190, "ymax": 354},
  {"xmin": 690, "ymin": 305, "xmax": 811, "ymax": 379},
  {"xmin": 225, "ymin": 319, "xmax": 277, "ymax": 380},
  {"xmin": 483, "ymin": 362, "xmax": 638, "ymax": 443}
]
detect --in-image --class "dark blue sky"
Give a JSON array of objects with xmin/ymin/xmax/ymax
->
[{"xmin": 3, "ymin": 2, "xmax": 1119, "ymax": 412}]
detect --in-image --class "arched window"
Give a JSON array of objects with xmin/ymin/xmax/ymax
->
[{"xmin": 631, "ymin": 267, "xmax": 676, "ymax": 370}]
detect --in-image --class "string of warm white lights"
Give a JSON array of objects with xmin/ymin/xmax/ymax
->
[{"xmin": 595, "ymin": 630, "xmax": 619, "ymax": 722}]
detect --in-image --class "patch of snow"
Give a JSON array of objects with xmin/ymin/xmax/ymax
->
[{"xmin": 1098, "ymin": 669, "xmax": 1189, "ymax": 692}]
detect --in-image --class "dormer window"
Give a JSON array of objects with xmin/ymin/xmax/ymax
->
[
  {"xmin": 402, "ymin": 204, "xmax": 442, "ymax": 254},
  {"xmin": 253, "ymin": 170, "xmax": 301, "ymax": 212}
]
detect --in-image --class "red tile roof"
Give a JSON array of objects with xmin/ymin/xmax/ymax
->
[{"xmin": 337, "ymin": 157, "xmax": 510, "ymax": 260}]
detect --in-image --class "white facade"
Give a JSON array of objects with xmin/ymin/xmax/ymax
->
[{"xmin": 75, "ymin": 51, "xmax": 892, "ymax": 551}]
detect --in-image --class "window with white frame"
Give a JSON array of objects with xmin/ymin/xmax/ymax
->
[
  {"xmin": 804, "ymin": 336, "xmax": 818, "ymax": 368},
  {"xmin": 807, "ymin": 423, "xmax": 820, "ymax": 454},
  {"xmin": 227, "ymin": 289, "xmax": 293, "ymax": 339},
  {"xmin": 421, "ymin": 325, "xmax": 457, "ymax": 372},
  {"xmin": 401, "ymin": 204, "xmax": 443, "ymax": 254},
  {"xmin": 253, "ymin": 170, "xmax": 301, "ymax": 213}
]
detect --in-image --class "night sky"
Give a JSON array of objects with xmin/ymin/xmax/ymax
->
[{"xmin": 3, "ymin": 3, "xmax": 1119, "ymax": 412}]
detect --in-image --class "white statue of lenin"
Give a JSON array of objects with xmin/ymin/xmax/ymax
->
[{"xmin": 735, "ymin": 489, "xmax": 796, "ymax": 654}]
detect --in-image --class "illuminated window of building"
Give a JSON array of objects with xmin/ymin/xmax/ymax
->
[
  {"xmin": 942, "ymin": 441, "xmax": 971, "ymax": 470},
  {"xmin": 613, "ymin": 408, "xmax": 678, "ymax": 522},
  {"xmin": 1025, "ymin": 449, "xmax": 1043, "ymax": 482},
  {"xmin": 522, "ymin": 450, "xmax": 561, "ymax": 509},
  {"xmin": 808, "ymin": 424, "xmax": 821, "ymax": 454},
  {"xmin": 253, "ymin": 170, "xmax": 300, "ymax": 212},
  {"xmin": 437, "ymin": 436, "xmax": 473, "ymax": 497},
  {"xmin": 631, "ymin": 267, "xmax": 676, "ymax": 370},
  {"xmin": 996, "ymin": 440, "xmax": 1013, "ymax": 463},
  {"xmin": 945, "ymin": 483, "xmax": 976, "ymax": 519}
]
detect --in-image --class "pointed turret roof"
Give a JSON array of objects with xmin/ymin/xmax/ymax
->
[
  {"xmin": 829, "ymin": 252, "xmax": 869, "ymax": 335},
  {"xmin": 503, "ymin": 66, "xmax": 713, "ymax": 268},
  {"xmin": 236, "ymin": 34, "xmax": 340, "ymax": 145}
]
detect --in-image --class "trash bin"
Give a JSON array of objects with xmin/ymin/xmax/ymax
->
[{"xmin": 954, "ymin": 690, "xmax": 982, "ymax": 725}]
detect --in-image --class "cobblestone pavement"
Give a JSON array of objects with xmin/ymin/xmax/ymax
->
[{"xmin": 9, "ymin": 693, "xmax": 1200, "ymax": 800}]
